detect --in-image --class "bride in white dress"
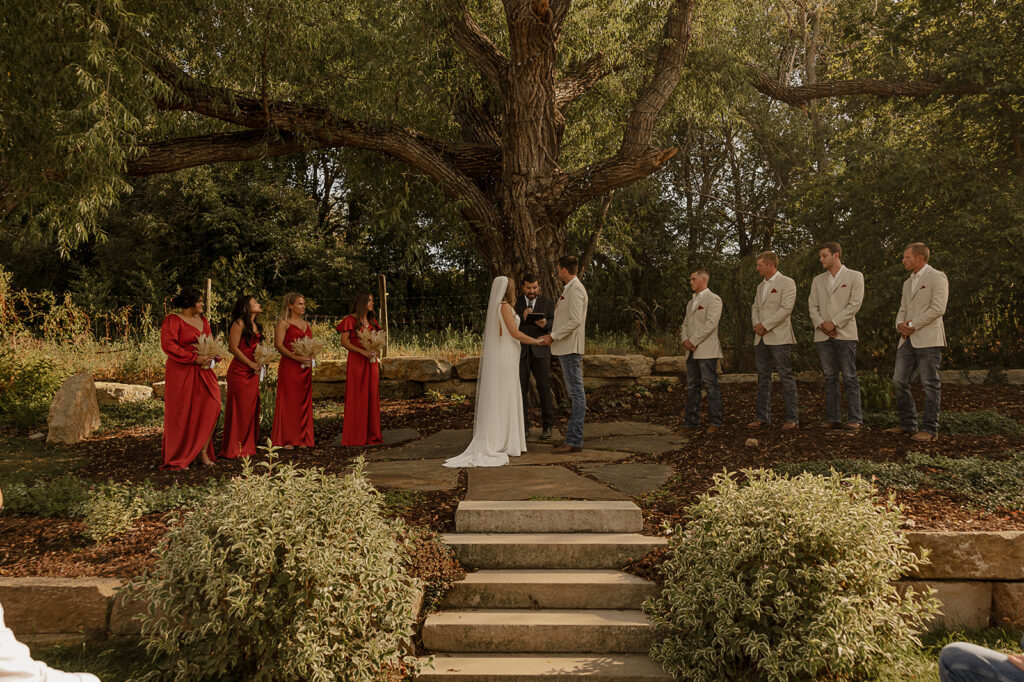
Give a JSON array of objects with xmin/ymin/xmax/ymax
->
[{"xmin": 444, "ymin": 276, "xmax": 546, "ymax": 468}]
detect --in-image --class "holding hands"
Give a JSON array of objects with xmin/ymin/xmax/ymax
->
[{"xmin": 537, "ymin": 335, "xmax": 553, "ymax": 346}]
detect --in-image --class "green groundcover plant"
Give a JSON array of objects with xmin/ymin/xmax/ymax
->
[
  {"xmin": 645, "ymin": 470, "xmax": 940, "ymax": 681},
  {"xmin": 124, "ymin": 453, "xmax": 422, "ymax": 682}
]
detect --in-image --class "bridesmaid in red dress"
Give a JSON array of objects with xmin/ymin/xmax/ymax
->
[
  {"xmin": 272, "ymin": 292, "xmax": 315, "ymax": 449},
  {"xmin": 161, "ymin": 287, "xmax": 221, "ymax": 469},
  {"xmin": 219, "ymin": 295, "xmax": 263, "ymax": 459},
  {"xmin": 337, "ymin": 292, "xmax": 383, "ymax": 446}
]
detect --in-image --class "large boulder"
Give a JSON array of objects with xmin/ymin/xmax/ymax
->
[
  {"xmin": 583, "ymin": 354, "xmax": 655, "ymax": 377},
  {"xmin": 454, "ymin": 356, "xmax": 481, "ymax": 380},
  {"xmin": 312, "ymin": 381, "xmax": 346, "ymax": 400},
  {"xmin": 582, "ymin": 377, "xmax": 637, "ymax": 390},
  {"xmin": 94, "ymin": 382, "xmax": 153, "ymax": 405},
  {"xmin": 153, "ymin": 379, "xmax": 226, "ymax": 400},
  {"xmin": 1004, "ymin": 369, "xmax": 1024, "ymax": 385},
  {"xmin": 653, "ymin": 356, "xmax": 687, "ymax": 375},
  {"xmin": 379, "ymin": 379, "xmax": 425, "ymax": 400},
  {"xmin": 46, "ymin": 373, "xmax": 101, "ymax": 444},
  {"xmin": 381, "ymin": 356, "xmax": 452, "ymax": 382},
  {"xmin": 313, "ymin": 360, "xmax": 347, "ymax": 382},
  {"xmin": 938, "ymin": 369, "xmax": 989, "ymax": 385},
  {"xmin": 424, "ymin": 378, "xmax": 478, "ymax": 397}
]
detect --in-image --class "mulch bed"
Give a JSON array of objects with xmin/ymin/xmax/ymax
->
[{"xmin": 2, "ymin": 383, "xmax": 1022, "ymax": 577}]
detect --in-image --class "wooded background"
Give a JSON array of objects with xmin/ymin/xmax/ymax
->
[{"xmin": 1, "ymin": 0, "xmax": 1021, "ymax": 370}]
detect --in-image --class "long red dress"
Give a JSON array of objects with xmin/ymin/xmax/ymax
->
[
  {"xmin": 160, "ymin": 315, "xmax": 222, "ymax": 469},
  {"xmin": 272, "ymin": 323, "xmax": 315, "ymax": 447},
  {"xmin": 219, "ymin": 330, "xmax": 262, "ymax": 459},
  {"xmin": 337, "ymin": 315, "xmax": 383, "ymax": 446}
]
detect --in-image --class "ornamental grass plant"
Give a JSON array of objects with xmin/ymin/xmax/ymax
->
[
  {"xmin": 125, "ymin": 452, "xmax": 422, "ymax": 682},
  {"xmin": 645, "ymin": 469, "xmax": 940, "ymax": 682}
]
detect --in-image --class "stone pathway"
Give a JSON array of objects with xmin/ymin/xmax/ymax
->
[{"xmin": 354, "ymin": 421, "xmax": 682, "ymax": 498}]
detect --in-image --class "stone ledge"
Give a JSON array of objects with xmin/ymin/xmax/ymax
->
[
  {"xmin": 899, "ymin": 580, "xmax": 992, "ymax": 630},
  {"xmin": 0, "ymin": 577, "xmax": 120, "ymax": 637},
  {"xmin": 907, "ymin": 531, "xmax": 1024, "ymax": 580}
]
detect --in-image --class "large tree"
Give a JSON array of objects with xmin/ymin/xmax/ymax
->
[{"xmin": 1, "ymin": 0, "xmax": 1012, "ymax": 284}]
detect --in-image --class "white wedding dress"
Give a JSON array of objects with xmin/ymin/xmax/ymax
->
[{"xmin": 444, "ymin": 276, "xmax": 526, "ymax": 467}]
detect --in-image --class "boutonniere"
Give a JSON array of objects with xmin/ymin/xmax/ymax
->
[
  {"xmin": 559, "ymin": 295, "xmax": 565, "ymax": 300},
  {"xmin": 697, "ymin": 305, "xmax": 705, "ymax": 311},
  {"xmin": 770, "ymin": 288, "xmax": 778, "ymax": 294}
]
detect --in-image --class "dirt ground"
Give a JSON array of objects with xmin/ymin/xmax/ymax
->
[{"xmin": 2, "ymin": 383, "xmax": 1022, "ymax": 577}]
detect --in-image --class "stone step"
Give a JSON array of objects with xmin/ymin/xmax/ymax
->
[
  {"xmin": 442, "ymin": 570, "xmax": 659, "ymax": 610},
  {"xmin": 422, "ymin": 609, "xmax": 655, "ymax": 654},
  {"xmin": 444, "ymin": 533, "xmax": 667, "ymax": 570},
  {"xmin": 416, "ymin": 653, "xmax": 671, "ymax": 680},
  {"xmin": 456, "ymin": 501, "xmax": 643, "ymax": 534}
]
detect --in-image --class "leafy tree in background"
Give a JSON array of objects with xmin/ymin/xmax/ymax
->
[{"xmin": 2, "ymin": 0, "xmax": 1014, "ymax": 293}]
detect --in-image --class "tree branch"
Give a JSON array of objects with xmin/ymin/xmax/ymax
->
[
  {"xmin": 554, "ymin": 147, "xmax": 677, "ymax": 218},
  {"xmin": 448, "ymin": 6, "xmax": 509, "ymax": 93},
  {"xmin": 145, "ymin": 52, "xmax": 503, "ymax": 232},
  {"xmin": 753, "ymin": 71, "xmax": 988, "ymax": 107},
  {"xmin": 619, "ymin": 0, "xmax": 695, "ymax": 157},
  {"xmin": 128, "ymin": 131, "xmax": 305, "ymax": 176},
  {"xmin": 554, "ymin": 53, "xmax": 609, "ymax": 108}
]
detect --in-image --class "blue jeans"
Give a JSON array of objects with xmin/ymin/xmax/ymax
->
[
  {"xmin": 754, "ymin": 341, "xmax": 799, "ymax": 423},
  {"xmin": 939, "ymin": 642, "xmax": 1024, "ymax": 682},
  {"xmin": 558, "ymin": 353, "xmax": 586, "ymax": 446},
  {"xmin": 893, "ymin": 342, "xmax": 942, "ymax": 435},
  {"xmin": 815, "ymin": 339, "xmax": 862, "ymax": 424},
  {"xmin": 685, "ymin": 356, "xmax": 722, "ymax": 427}
]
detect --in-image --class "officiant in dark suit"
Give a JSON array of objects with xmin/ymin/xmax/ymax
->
[{"xmin": 515, "ymin": 274, "xmax": 556, "ymax": 440}]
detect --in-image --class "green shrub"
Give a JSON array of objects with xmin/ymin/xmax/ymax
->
[
  {"xmin": 3, "ymin": 476, "xmax": 221, "ymax": 541},
  {"xmin": 863, "ymin": 409, "xmax": 1023, "ymax": 435},
  {"xmin": 0, "ymin": 350, "xmax": 65, "ymax": 429},
  {"xmin": 126, "ymin": 454, "xmax": 422, "ymax": 682},
  {"xmin": 860, "ymin": 370, "xmax": 895, "ymax": 413},
  {"xmin": 98, "ymin": 400, "xmax": 165, "ymax": 432},
  {"xmin": 2, "ymin": 475, "xmax": 91, "ymax": 517},
  {"xmin": 646, "ymin": 469, "xmax": 939, "ymax": 681},
  {"xmin": 781, "ymin": 452, "xmax": 1024, "ymax": 512}
]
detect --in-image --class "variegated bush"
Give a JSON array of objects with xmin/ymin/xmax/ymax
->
[
  {"xmin": 645, "ymin": 470, "xmax": 939, "ymax": 682},
  {"xmin": 127, "ymin": 453, "xmax": 421, "ymax": 681}
]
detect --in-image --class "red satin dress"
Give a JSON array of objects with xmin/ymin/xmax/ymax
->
[
  {"xmin": 272, "ymin": 323, "xmax": 314, "ymax": 447},
  {"xmin": 219, "ymin": 331, "xmax": 262, "ymax": 459},
  {"xmin": 337, "ymin": 315, "xmax": 382, "ymax": 446},
  {"xmin": 160, "ymin": 314, "xmax": 222, "ymax": 470}
]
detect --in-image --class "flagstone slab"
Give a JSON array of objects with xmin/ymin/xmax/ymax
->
[
  {"xmin": 466, "ymin": 466, "xmax": 629, "ymax": 501},
  {"xmin": 365, "ymin": 429, "xmax": 474, "ymax": 461},
  {"xmin": 588, "ymin": 433, "xmax": 689, "ymax": 455},
  {"xmin": 514, "ymin": 443, "xmax": 633, "ymax": 466},
  {"xmin": 581, "ymin": 463, "xmax": 675, "ymax": 496},
  {"xmin": 362, "ymin": 459, "xmax": 460, "ymax": 492},
  {"xmin": 331, "ymin": 428, "xmax": 420, "ymax": 448},
  {"xmin": 583, "ymin": 421, "xmax": 672, "ymax": 439}
]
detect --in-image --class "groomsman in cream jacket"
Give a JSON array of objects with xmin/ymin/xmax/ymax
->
[
  {"xmin": 749, "ymin": 251, "xmax": 799, "ymax": 429},
  {"xmin": 808, "ymin": 242, "xmax": 865, "ymax": 430},
  {"xmin": 678, "ymin": 268, "xmax": 723, "ymax": 433},
  {"xmin": 541, "ymin": 256, "xmax": 589, "ymax": 453},
  {"xmin": 889, "ymin": 242, "xmax": 949, "ymax": 442}
]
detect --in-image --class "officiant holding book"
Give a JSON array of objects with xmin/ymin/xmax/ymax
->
[{"xmin": 514, "ymin": 274, "xmax": 556, "ymax": 441}]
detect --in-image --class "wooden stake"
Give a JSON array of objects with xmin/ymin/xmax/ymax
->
[{"xmin": 377, "ymin": 274, "xmax": 389, "ymax": 358}]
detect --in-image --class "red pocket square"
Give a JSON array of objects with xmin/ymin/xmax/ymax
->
[
  {"xmin": 559, "ymin": 296, "xmax": 565, "ymax": 300},
  {"xmin": 841, "ymin": 284, "xmax": 847, "ymax": 288},
  {"xmin": 770, "ymin": 288, "xmax": 778, "ymax": 294},
  {"xmin": 920, "ymin": 285, "xmax": 926, "ymax": 290},
  {"xmin": 697, "ymin": 305, "xmax": 704, "ymax": 310}
]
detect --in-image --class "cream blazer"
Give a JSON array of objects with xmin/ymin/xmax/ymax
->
[
  {"xmin": 550, "ymin": 277, "xmax": 588, "ymax": 356},
  {"xmin": 896, "ymin": 266, "xmax": 948, "ymax": 348},
  {"xmin": 808, "ymin": 267, "xmax": 865, "ymax": 342},
  {"xmin": 751, "ymin": 273, "xmax": 797, "ymax": 345},
  {"xmin": 681, "ymin": 290, "xmax": 723, "ymax": 360}
]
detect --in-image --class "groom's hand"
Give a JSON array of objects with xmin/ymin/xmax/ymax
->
[{"xmin": 539, "ymin": 335, "xmax": 552, "ymax": 346}]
